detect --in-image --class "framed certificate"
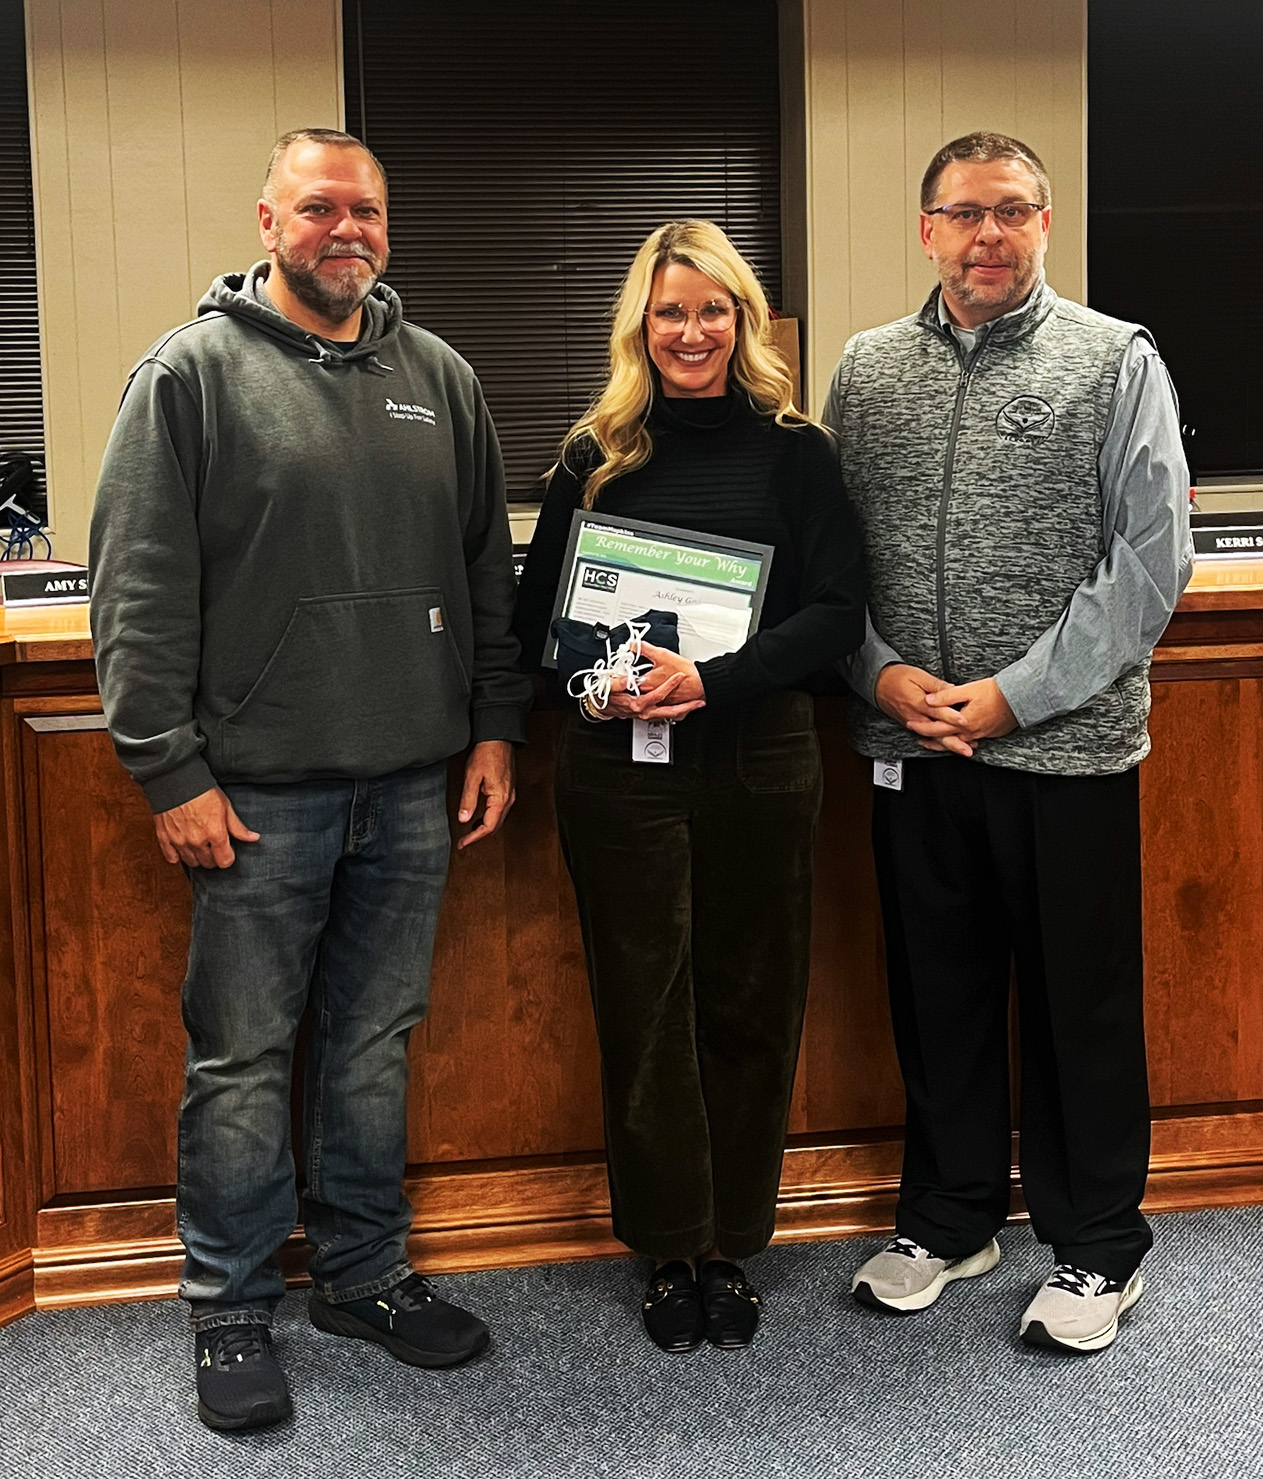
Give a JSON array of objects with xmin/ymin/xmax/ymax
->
[{"xmin": 545, "ymin": 510, "xmax": 774, "ymax": 667}]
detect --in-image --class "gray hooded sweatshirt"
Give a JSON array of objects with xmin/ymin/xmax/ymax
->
[{"xmin": 90, "ymin": 265, "xmax": 530, "ymax": 813}]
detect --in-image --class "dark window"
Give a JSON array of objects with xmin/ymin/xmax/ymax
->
[
  {"xmin": 1088, "ymin": 0, "xmax": 1262, "ymax": 478},
  {"xmin": 344, "ymin": 0, "xmax": 782, "ymax": 500},
  {"xmin": 0, "ymin": 0, "xmax": 46, "ymax": 512}
]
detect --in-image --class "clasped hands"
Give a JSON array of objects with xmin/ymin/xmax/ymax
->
[
  {"xmin": 874, "ymin": 665, "xmax": 1017, "ymax": 757},
  {"xmin": 593, "ymin": 641, "xmax": 706, "ymax": 722}
]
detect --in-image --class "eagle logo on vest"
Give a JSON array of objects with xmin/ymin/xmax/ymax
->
[{"xmin": 996, "ymin": 394, "xmax": 1056, "ymax": 441}]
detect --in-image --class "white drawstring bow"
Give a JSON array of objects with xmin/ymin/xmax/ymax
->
[{"xmin": 566, "ymin": 619, "xmax": 652, "ymax": 720}]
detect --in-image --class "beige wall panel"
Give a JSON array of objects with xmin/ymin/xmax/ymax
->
[
  {"xmin": 44, "ymin": 0, "xmax": 124, "ymax": 558},
  {"xmin": 1046, "ymin": 0, "xmax": 1087, "ymax": 302},
  {"xmin": 902, "ymin": 0, "xmax": 945, "ymax": 308},
  {"xmin": 27, "ymin": 0, "xmax": 344, "ymax": 564},
  {"xmin": 799, "ymin": 0, "xmax": 850, "ymax": 411},
  {"xmin": 176, "ymin": 0, "xmax": 291, "ymax": 298},
  {"xmin": 1012, "ymin": 0, "xmax": 1066, "ymax": 290},
  {"xmin": 939, "ymin": 0, "xmax": 1017, "ymax": 141},
  {"xmin": 100, "ymin": 0, "xmax": 191, "ymax": 378},
  {"xmin": 797, "ymin": 0, "xmax": 1087, "ymax": 413},
  {"xmin": 1012, "ymin": 1, "xmax": 1057, "ymax": 178},
  {"xmin": 844, "ymin": 4, "xmax": 911, "ymax": 335},
  {"xmin": 270, "ymin": 0, "xmax": 343, "ymax": 133},
  {"xmin": 25, "ymin": 1, "xmax": 82, "ymax": 540}
]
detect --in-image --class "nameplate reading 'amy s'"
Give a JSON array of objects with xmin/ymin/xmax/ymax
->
[{"xmin": 0, "ymin": 561, "xmax": 90, "ymax": 606}]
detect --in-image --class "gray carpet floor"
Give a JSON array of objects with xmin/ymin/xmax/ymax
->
[{"xmin": 1, "ymin": 1206, "xmax": 1260, "ymax": 1479}]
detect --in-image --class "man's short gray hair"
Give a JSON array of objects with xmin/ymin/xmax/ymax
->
[
  {"xmin": 263, "ymin": 128, "xmax": 388, "ymax": 204},
  {"xmin": 920, "ymin": 131, "xmax": 1051, "ymax": 211}
]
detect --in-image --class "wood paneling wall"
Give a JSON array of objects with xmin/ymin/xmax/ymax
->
[
  {"xmin": 23, "ymin": 0, "xmax": 343, "ymax": 564},
  {"xmin": 781, "ymin": 0, "xmax": 1087, "ymax": 412},
  {"xmin": 3, "ymin": 618, "xmax": 1262, "ymax": 1317}
]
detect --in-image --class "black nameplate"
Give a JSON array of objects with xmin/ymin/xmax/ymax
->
[
  {"xmin": 1191, "ymin": 509, "xmax": 1263, "ymax": 558},
  {"xmin": 1, "ymin": 569, "xmax": 90, "ymax": 604}
]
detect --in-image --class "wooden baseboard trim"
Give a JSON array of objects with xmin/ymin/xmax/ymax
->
[
  {"xmin": 25, "ymin": 1114, "xmax": 1263, "ymax": 1312},
  {"xmin": 0, "ymin": 1248, "xmax": 34, "ymax": 1328},
  {"xmin": 1143, "ymin": 1161, "xmax": 1263, "ymax": 1212}
]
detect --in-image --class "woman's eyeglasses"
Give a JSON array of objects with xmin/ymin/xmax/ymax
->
[{"xmin": 644, "ymin": 300, "xmax": 739, "ymax": 334}]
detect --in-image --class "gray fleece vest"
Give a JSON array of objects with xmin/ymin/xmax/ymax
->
[{"xmin": 836, "ymin": 282, "xmax": 1147, "ymax": 775}]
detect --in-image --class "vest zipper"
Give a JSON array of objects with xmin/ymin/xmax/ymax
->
[{"xmin": 935, "ymin": 332, "xmax": 986, "ymax": 683}]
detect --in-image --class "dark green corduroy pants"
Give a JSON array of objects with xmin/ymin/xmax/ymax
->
[{"xmin": 555, "ymin": 690, "xmax": 822, "ymax": 1261}]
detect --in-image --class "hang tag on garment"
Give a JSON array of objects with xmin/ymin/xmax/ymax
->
[
  {"xmin": 873, "ymin": 759, "xmax": 904, "ymax": 792},
  {"xmin": 632, "ymin": 718, "xmax": 672, "ymax": 764}
]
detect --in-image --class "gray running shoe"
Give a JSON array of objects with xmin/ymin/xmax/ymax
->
[
  {"xmin": 1020, "ymin": 1264, "xmax": 1143, "ymax": 1353},
  {"xmin": 851, "ymin": 1234, "xmax": 1001, "ymax": 1312}
]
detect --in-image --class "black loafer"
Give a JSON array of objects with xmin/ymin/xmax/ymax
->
[
  {"xmin": 641, "ymin": 1260, "xmax": 704, "ymax": 1353},
  {"xmin": 700, "ymin": 1259, "xmax": 761, "ymax": 1348}
]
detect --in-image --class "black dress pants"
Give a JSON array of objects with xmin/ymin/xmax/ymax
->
[
  {"xmin": 871, "ymin": 756, "xmax": 1152, "ymax": 1281},
  {"xmin": 555, "ymin": 691, "xmax": 822, "ymax": 1261}
]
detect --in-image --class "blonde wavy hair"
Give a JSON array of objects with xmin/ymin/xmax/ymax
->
[{"xmin": 558, "ymin": 219, "xmax": 811, "ymax": 508}]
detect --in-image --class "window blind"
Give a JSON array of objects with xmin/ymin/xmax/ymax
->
[
  {"xmin": 0, "ymin": 0, "xmax": 46, "ymax": 509},
  {"xmin": 344, "ymin": 0, "xmax": 782, "ymax": 500}
]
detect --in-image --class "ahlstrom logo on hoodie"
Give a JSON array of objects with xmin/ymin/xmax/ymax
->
[{"xmin": 386, "ymin": 397, "xmax": 436, "ymax": 426}]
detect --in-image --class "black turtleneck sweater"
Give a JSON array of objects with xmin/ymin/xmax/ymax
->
[{"xmin": 513, "ymin": 394, "xmax": 867, "ymax": 708}]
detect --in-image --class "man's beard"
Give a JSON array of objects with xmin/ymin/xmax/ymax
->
[
  {"xmin": 273, "ymin": 229, "xmax": 388, "ymax": 322},
  {"xmin": 940, "ymin": 241, "xmax": 1043, "ymax": 315}
]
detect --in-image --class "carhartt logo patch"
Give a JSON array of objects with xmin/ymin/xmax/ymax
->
[
  {"xmin": 996, "ymin": 394, "xmax": 1055, "ymax": 441},
  {"xmin": 385, "ymin": 396, "xmax": 436, "ymax": 425}
]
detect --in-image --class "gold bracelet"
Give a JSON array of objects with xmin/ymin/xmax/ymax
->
[{"xmin": 579, "ymin": 694, "xmax": 613, "ymax": 723}]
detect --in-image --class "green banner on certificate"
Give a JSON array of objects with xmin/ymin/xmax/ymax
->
[{"xmin": 574, "ymin": 525, "xmax": 761, "ymax": 593}]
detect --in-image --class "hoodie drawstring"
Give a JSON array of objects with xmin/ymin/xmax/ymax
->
[{"xmin": 305, "ymin": 341, "xmax": 394, "ymax": 375}]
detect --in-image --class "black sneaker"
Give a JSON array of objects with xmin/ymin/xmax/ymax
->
[
  {"xmin": 194, "ymin": 1322, "xmax": 292, "ymax": 1431},
  {"xmin": 308, "ymin": 1272, "xmax": 490, "ymax": 1368}
]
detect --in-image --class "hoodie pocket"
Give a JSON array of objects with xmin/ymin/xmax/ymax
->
[{"xmin": 219, "ymin": 587, "xmax": 470, "ymax": 779}]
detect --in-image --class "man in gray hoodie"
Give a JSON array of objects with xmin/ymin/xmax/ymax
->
[
  {"xmin": 90, "ymin": 129, "xmax": 530, "ymax": 1429},
  {"xmin": 824, "ymin": 132, "xmax": 1191, "ymax": 1355}
]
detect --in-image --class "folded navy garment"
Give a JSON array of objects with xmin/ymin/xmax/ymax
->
[{"xmin": 550, "ymin": 609, "xmax": 681, "ymax": 695}]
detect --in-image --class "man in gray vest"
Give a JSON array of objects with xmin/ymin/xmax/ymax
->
[{"xmin": 824, "ymin": 132, "xmax": 1191, "ymax": 1353}]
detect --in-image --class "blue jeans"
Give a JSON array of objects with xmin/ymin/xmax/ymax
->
[{"xmin": 176, "ymin": 765, "xmax": 450, "ymax": 1330}]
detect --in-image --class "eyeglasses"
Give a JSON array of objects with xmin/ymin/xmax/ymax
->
[
  {"xmin": 923, "ymin": 202, "xmax": 1046, "ymax": 231},
  {"xmin": 644, "ymin": 300, "xmax": 739, "ymax": 334}
]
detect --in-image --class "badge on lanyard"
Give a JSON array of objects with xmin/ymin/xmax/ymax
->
[{"xmin": 632, "ymin": 718, "xmax": 672, "ymax": 764}]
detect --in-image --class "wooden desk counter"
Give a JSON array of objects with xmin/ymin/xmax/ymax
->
[{"xmin": 1, "ymin": 583, "xmax": 1260, "ymax": 1324}]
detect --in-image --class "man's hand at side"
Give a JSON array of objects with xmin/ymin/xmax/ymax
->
[
  {"xmin": 874, "ymin": 663, "xmax": 975, "ymax": 757},
  {"xmin": 923, "ymin": 678, "xmax": 1018, "ymax": 748},
  {"xmin": 457, "ymin": 739, "xmax": 516, "ymax": 850},
  {"xmin": 155, "ymin": 788, "xmax": 260, "ymax": 868}
]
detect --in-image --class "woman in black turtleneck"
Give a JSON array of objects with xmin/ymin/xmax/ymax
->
[{"xmin": 513, "ymin": 220, "xmax": 866, "ymax": 1352}]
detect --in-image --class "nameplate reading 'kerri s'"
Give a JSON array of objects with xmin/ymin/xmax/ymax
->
[
  {"xmin": 1191, "ymin": 509, "xmax": 1263, "ymax": 559},
  {"xmin": 0, "ymin": 561, "xmax": 90, "ymax": 606}
]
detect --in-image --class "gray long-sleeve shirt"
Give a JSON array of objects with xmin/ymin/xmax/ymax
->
[{"xmin": 830, "ymin": 287, "xmax": 1193, "ymax": 733}]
